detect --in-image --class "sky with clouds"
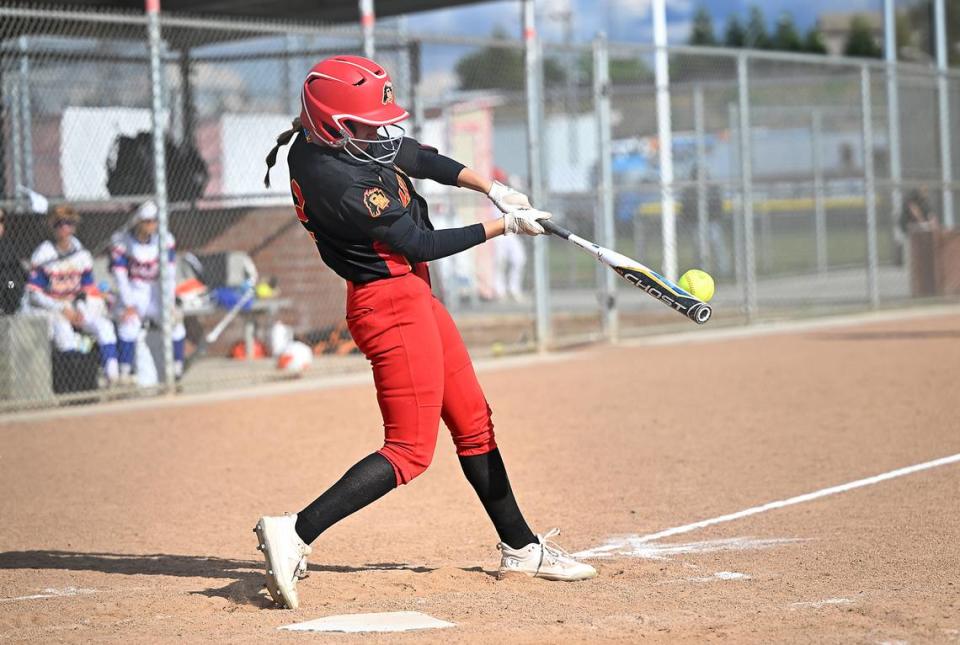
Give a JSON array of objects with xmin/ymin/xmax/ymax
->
[
  {"xmin": 405, "ymin": 0, "xmax": 885, "ymax": 45},
  {"xmin": 396, "ymin": 0, "xmax": 896, "ymax": 99}
]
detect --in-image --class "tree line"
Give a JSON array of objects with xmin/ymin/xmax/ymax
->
[
  {"xmin": 692, "ymin": 1, "xmax": 960, "ymax": 63},
  {"xmin": 688, "ymin": 5, "xmax": 881, "ymax": 58},
  {"xmin": 454, "ymin": 3, "xmax": 958, "ymax": 91}
]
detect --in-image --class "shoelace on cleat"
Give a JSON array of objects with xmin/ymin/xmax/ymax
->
[
  {"xmin": 537, "ymin": 528, "xmax": 574, "ymax": 569},
  {"xmin": 498, "ymin": 529, "xmax": 576, "ymax": 576}
]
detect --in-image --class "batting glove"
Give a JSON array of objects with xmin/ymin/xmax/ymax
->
[
  {"xmin": 487, "ymin": 180, "xmax": 532, "ymax": 214},
  {"xmin": 504, "ymin": 208, "xmax": 551, "ymax": 236}
]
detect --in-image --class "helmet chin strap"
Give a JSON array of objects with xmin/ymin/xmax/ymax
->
[{"xmin": 343, "ymin": 124, "xmax": 405, "ymax": 165}]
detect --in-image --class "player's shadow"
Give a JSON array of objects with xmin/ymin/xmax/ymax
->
[{"xmin": 0, "ymin": 551, "xmax": 438, "ymax": 608}]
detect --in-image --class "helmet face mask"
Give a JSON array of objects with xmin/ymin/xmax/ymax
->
[
  {"xmin": 342, "ymin": 123, "xmax": 406, "ymax": 165},
  {"xmin": 299, "ymin": 56, "xmax": 409, "ymax": 164}
]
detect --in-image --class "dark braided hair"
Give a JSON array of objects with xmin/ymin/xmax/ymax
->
[{"xmin": 264, "ymin": 117, "xmax": 303, "ymax": 188}]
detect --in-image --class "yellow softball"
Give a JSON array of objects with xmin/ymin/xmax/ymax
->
[{"xmin": 677, "ymin": 269, "xmax": 715, "ymax": 302}]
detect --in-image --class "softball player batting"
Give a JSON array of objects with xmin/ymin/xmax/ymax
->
[
  {"xmin": 109, "ymin": 201, "xmax": 185, "ymax": 382},
  {"xmin": 255, "ymin": 55, "xmax": 595, "ymax": 609}
]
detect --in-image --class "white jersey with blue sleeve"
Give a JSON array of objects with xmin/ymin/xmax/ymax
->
[
  {"xmin": 24, "ymin": 236, "xmax": 116, "ymax": 355},
  {"xmin": 26, "ymin": 237, "xmax": 94, "ymax": 311},
  {"xmin": 110, "ymin": 231, "xmax": 176, "ymax": 313}
]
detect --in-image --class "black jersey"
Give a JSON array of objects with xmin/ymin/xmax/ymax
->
[{"xmin": 286, "ymin": 134, "xmax": 486, "ymax": 284}]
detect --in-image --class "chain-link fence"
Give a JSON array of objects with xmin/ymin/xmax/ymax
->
[
  {"xmin": 407, "ymin": 38, "xmax": 540, "ymax": 351},
  {"xmin": 1, "ymin": 3, "xmax": 957, "ymax": 412}
]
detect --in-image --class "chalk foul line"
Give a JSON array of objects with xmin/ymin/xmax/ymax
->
[
  {"xmin": 576, "ymin": 451, "xmax": 960, "ymax": 559},
  {"xmin": 575, "ymin": 536, "xmax": 807, "ymax": 560},
  {"xmin": 0, "ymin": 587, "xmax": 97, "ymax": 603}
]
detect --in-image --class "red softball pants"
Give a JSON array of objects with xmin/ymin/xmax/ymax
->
[{"xmin": 345, "ymin": 267, "xmax": 497, "ymax": 485}]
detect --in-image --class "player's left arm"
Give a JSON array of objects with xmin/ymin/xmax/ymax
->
[
  {"xmin": 393, "ymin": 137, "xmax": 464, "ymax": 186},
  {"xmin": 393, "ymin": 137, "xmax": 527, "ymax": 207}
]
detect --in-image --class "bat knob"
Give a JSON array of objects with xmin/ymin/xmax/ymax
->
[{"xmin": 689, "ymin": 303, "xmax": 712, "ymax": 325}]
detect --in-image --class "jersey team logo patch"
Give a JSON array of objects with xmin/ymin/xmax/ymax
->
[
  {"xmin": 363, "ymin": 187, "xmax": 391, "ymax": 218},
  {"xmin": 382, "ymin": 82, "xmax": 394, "ymax": 105}
]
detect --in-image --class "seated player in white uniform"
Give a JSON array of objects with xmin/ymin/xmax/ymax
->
[
  {"xmin": 110, "ymin": 201, "xmax": 185, "ymax": 381},
  {"xmin": 24, "ymin": 205, "xmax": 119, "ymax": 385}
]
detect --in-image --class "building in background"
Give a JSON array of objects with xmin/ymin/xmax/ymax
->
[{"xmin": 817, "ymin": 11, "xmax": 883, "ymax": 56}]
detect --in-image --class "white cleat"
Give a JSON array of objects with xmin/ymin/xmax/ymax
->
[
  {"xmin": 497, "ymin": 528, "xmax": 597, "ymax": 581},
  {"xmin": 253, "ymin": 513, "xmax": 312, "ymax": 609}
]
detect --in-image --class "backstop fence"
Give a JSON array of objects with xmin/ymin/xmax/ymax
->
[{"xmin": 1, "ymin": 3, "xmax": 957, "ymax": 411}]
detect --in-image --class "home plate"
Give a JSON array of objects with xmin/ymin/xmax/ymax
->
[{"xmin": 279, "ymin": 611, "xmax": 455, "ymax": 633}]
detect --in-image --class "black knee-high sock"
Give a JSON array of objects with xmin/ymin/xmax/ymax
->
[
  {"xmin": 295, "ymin": 452, "xmax": 397, "ymax": 545},
  {"xmin": 459, "ymin": 448, "xmax": 537, "ymax": 550}
]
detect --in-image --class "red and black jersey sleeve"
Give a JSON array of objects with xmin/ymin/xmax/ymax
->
[
  {"xmin": 339, "ymin": 178, "xmax": 485, "ymax": 265},
  {"xmin": 286, "ymin": 133, "xmax": 486, "ymax": 284},
  {"xmin": 394, "ymin": 137, "xmax": 465, "ymax": 186}
]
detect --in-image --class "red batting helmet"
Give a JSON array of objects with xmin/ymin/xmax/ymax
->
[{"xmin": 299, "ymin": 55, "xmax": 409, "ymax": 148}]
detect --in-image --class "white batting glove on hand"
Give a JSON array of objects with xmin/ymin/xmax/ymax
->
[
  {"xmin": 504, "ymin": 208, "xmax": 551, "ymax": 236},
  {"xmin": 487, "ymin": 180, "xmax": 532, "ymax": 214}
]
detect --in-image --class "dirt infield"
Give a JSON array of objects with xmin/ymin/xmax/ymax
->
[{"xmin": 1, "ymin": 310, "xmax": 959, "ymax": 643}]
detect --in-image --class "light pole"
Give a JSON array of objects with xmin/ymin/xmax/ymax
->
[
  {"xmin": 933, "ymin": 0, "xmax": 953, "ymax": 228},
  {"xmin": 883, "ymin": 0, "xmax": 903, "ymax": 239},
  {"xmin": 652, "ymin": 0, "xmax": 677, "ymax": 282},
  {"xmin": 360, "ymin": 0, "xmax": 375, "ymax": 59}
]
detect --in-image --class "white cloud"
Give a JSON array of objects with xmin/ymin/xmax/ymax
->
[
  {"xmin": 627, "ymin": 19, "xmax": 693, "ymax": 44},
  {"xmin": 417, "ymin": 70, "xmax": 458, "ymax": 102},
  {"xmin": 668, "ymin": 19, "xmax": 693, "ymax": 42},
  {"xmin": 605, "ymin": 0, "xmax": 695, "ymax": 22},
  {"xmin": 611, "ymin": 0, "xmax": 653, "ymax": 20},
  {"xmin": 587, "ymin": 0, "xmax": 696, "ymax": 44},
  {"xmin": 539, "ymin": 0, "xmax": 576, "ymax": 41},
  {"xmin": 412, "ymin": 0, "xmax": 518, "ymax": 37},
  {"xmin": 540, "ymin": 0, "xmax": 573, "ymax": 14},
  {"xmin": 410, "ymin": 0, "xmax": 698, "ymax": 45}
]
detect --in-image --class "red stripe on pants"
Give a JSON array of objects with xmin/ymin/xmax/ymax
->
[{"xmin": 346, "ymin": 270, "xmax": 497, "ymax": 485}]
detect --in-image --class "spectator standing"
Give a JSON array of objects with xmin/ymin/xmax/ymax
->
[{"xmin": 901, "ymin": 185, "xmax": 938, "ymax": 235}]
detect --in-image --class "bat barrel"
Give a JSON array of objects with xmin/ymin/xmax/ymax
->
[{"xmin": 539, "ymin": 215, "xmax": 714, "ymax": 326}]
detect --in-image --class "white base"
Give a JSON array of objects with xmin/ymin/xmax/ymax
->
[{"xmin": 279, "ymin": 611, "xmax": 455, "ymax": 634}]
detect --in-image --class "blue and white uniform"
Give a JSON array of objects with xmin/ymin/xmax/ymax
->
[
  {"xmin": 24, "ymin": 236, "xmax": 118, "ymax": 380},
  {"xmin": 110, "ymin": 217, "xmax": 185, "ymax": 378}
]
